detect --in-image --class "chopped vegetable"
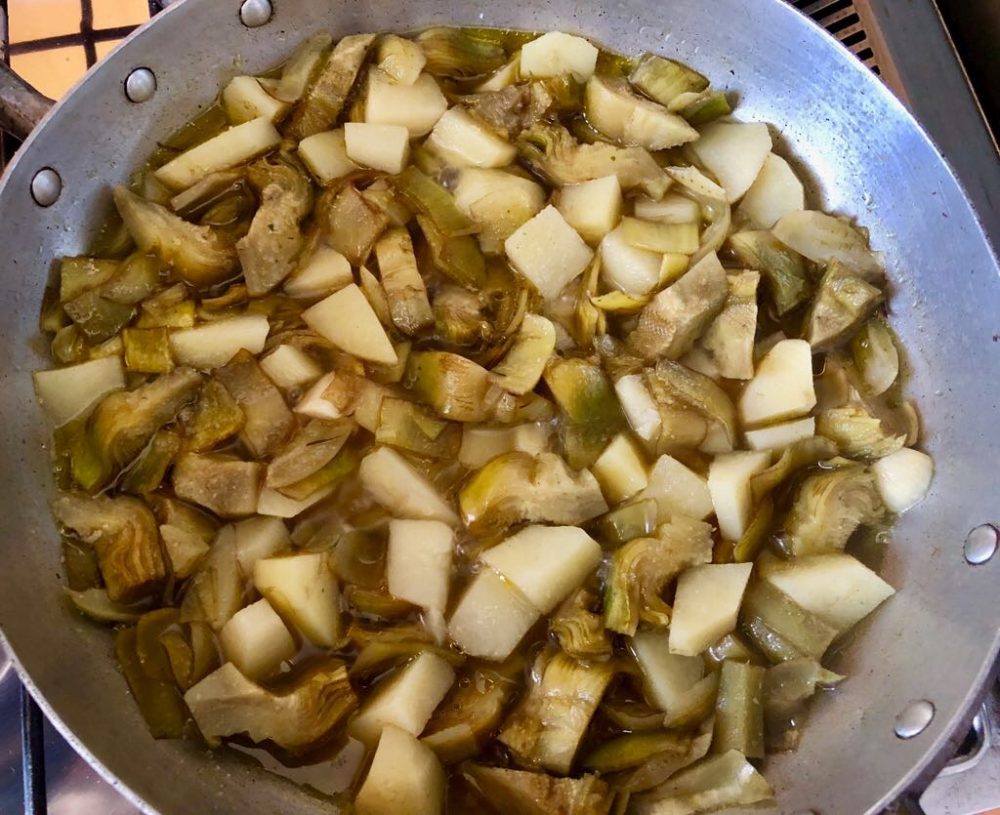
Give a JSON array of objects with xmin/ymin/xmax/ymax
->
[
  {"xmin": 426, "ymin": 106, "xmax": 517, "ymax": 168},
  {"xmin": 631, "ymin": 629, "xmax": 705, "ymax": 713},
  {"xmin": 544, "ymin": 357, "xmax": 626, "ymax": 469},
  {"xmin": 520, "ymin": 32, "xmax": 599, "ymax": 82},
  {"xmin": 851, "ymin": 318, "xmax": 900, "ymax": 396},
  {"xmin": 783, "ymin": 465, "xmax": 884, "ymax": 556},
  {"xmin": 173, "ymin": 453, "xmax": 263, "ymax": 518},
  {"xmin": 407, "ymin": 350, "xmax": 499, "ymax": 422},
  {"xmin": 297, "ymin": 129, "xmax": 357, "ymax": 186},
  {"xmin": 629, "ymin": 53, "xmax": 709, "ymax": 107},
  {"xmin": 631, "ymin": 750, "xmax": 773, "ymax": 814},
  {"xmin": 491, "ymin": 314, "xmax": 556, "ymax": 395},
  {"xmin": 713, "ymin": 660, "xmax": 765, "ymax": 758},
  {"xmin": 700, "ymin": 271, "xmax": 758, "ymax": 380},
  {"xmin": 447, "ymin": 568, "xmax": 541, "ymax": 660},
  {"xmin": 764, "ymin": 658, "xmax": 843, "ymax": 751},
  {"xmin": 169, "ymin": 314, "xmax": 270, "ymax": 370},
  {"xmin": 585, "ymin": 76, "xmax": 699, "ymax": 150},
  {"xmin": 871, "ymin": 447, "xmax": 934, "ymax": 513},
  {"xmin": 464, "ymin": 764, "xmax": 613, "ymax": 815},
  {"xmin": 558, "ymin": 175, "xmax": 623, "ymax": 245},
  {"xmin": 215, "ymin": 350, "xmax": 295, "ymax": 458},
  {"xmin": 817, "ymin": 404, "xmax": 905, "ymax": 460},
  {"xmin": 551, "ymin": 589, "xmax": 612, "ymax": 660},
  {"xmin": 740, "ymin": 580, "xmax": 838, "ymax": 661},
  {"xmin": 33, "ymin": 356, "xmax": 125, "ymax": 427},
  {"xmin": 345, "ymin": 122, "xmax": 412, "ymax": 174},
  {"xmin": 773, "ymin": 210, "xmax": 883, "ymax": 280},
  {"xmin": 219, "ymin": 597, "xmax": 296, "ymax": 680},
  {"xmin": 355, "ymin": 725, "xmax": 446, "ymax": 815},
  {"xmin": 738, "ymin": 338, "xmax": 816, "ymax": 428},
  {"xmin": 303, "ymin": 284, "xmax": 398, "ymax": 365},
  {"xmin": 669, "ymin": 563, "xmax": 753, "ymax": 656},
  {"xmin": 377, "ymin": 34, "xmax": 427, "ymax": 84},
  {"xmin": 805, "ymin": 261, "xmax": 883, "ymax": 351},
  {"xmin": 505, "ymin": 205, "xmax": 594, "ymax": 301},
  {"xmin": 688, "ymin": 122, "xmax": 773, "ymax": 203},
  {"xmin": 592, "ymin": 433, "xmax": 649, "ymax": 505},
  {"xmin": 360, "ymin": 446, "xmax": 459, "ymax": 525},
  {"xmin": 707, "ymin": 451, "xmax": 771, "ymax": 541},
  {"xmin": 387, "ymin": 519, "xmax": 454, "ymax": 624},
  {"xmin": 254, "ymin": 551, "xmax": 342, "ymax": 647},
  {"xmin": 737, "ymin": 153, "xmax": 805, "ymax": 229}
]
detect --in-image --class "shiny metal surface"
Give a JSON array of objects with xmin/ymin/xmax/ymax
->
[
  {"xmin": 0, "ymin": 1, "xmax": 999, "ymax": 814},
  {"xmin": 965, "ymin": 525, "xmax": 999, "ymax": 566},
  {"xmin": 124, "ymin": 68, "xmax": 158, "ymax": 105}
]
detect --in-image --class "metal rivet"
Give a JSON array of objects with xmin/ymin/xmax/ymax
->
[
  {"xmin": 124, "ymin": 68, "xmax": 157, "ymax": 103},
  {"xmin": 895, "ymin": 700, "xmax": 935, "ymax": 739},
  {"xmin": 964, "ymin": 524, "xmax": 998, "ymax": 565},
  {"xmin": 30, "ymin": 168, "xmax": 62, "ymax": 207},
  {"xmin": 239, "ymin": 0, "xmax": 273, "ymax": 28}
]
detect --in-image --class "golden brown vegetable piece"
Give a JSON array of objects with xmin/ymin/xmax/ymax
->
[
  {"xmin": 544, "ymin": 357, "xmax": 626, "ymax": 469},
  {"xmin": 115, "ymin": 626, "xmax": 190, "ymax": 738},
  {"xmin": 266, "ymin": 419, "xmax": 353, "ymax": 490},
  {"xmin": 463, "ymin": 764, "xmax": 614, "ymax": 815},
  {"xmin": 181, "ymin": 379, "xmax": 246, "ymax": 453},
  {"xmin": 407, "ymin": 350, "xmax": 500, "ymax": 422},
  {"xmin": 172, "ymin": 454, "xmax": 264, "ymax": 518},
  {"xmin": 215, "ymin": 350, "xmax": 295, "ymax": 458},
  {"xmin": 122, "ymin": 327, "xmax": 174, "ymax": 374},
  {"xmin": 804, "ymin": 260, "xmax": 882, "ymax": 351},
  {"xmin": 550, "ymin": 589, "xmax": 612, "ymax": 660},
  {"xmin": 321, "ymin": 184, "xmax": 390, "ymax": 266},
  {"xmin": 120, "ymin": 429, "xmax": 182, "ymax": 495},
  {"xmin": 375, "ymin": 227, "xmax": 435, "ymax": 334}
]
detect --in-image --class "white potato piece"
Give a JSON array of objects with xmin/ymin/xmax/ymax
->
[
  {"xmin": 743, "ymin": 416, "xmax": 816, "ymax": 451},
  {"xmin": 155, "ymin": 117, "xmax": 281, "ymax": 190},
  {"xmin": 520, "ymin": 32, "xmax": 599, "ymax": 82},
  {"xmin": 475, "ymin": 57, "xmax": 520, "ymax": 92},
  {"xmin": 688, "ymin": 121, "xmax": 773, "ymax": 203},
  {"xmin": 365, "ymin": 71, "xmax": 448, "ymax": 137},
  {"xmin": 481, "ymin": 525, "xmax": 602, "ymax": 614},
  {"xmin": 738, "ymin": 338, "xmax": 816, "ymax": 428},
  {"xmin": 634, "ymin": 194, "xmax": 702, "ymax": 225},
  {"xmin": 259, "ymin": 345, "xmax": 323, "ymax": 390},
  {"xmin": 708, "ymin": 451, "xmax": 772, "ymax": 540},
  {"xmin": 297, "ymin": 130, "xmax": 358, "ymax": 185},
  {"xmin": 221, "ymin": 76, "xmax": 289, "ymax": 124},
  {"xmin": 632, "ymin": 629, "xmax": 705, "ymax": 712},
  {"xmin": 668, "ymin": 563, "xmax": 754, "ymax": 656},
  {"xmin": 592, "ymin": 434, "xmax": 649, "ymax": 504},
  {"xmin": 639, "ymin": 454, "xmax": 714, "ymax": 522},
  {"xmin": 233, "ymin": 516, "xmax": 290, "ymax": 575},
  {"xmin": 447, "ymin": 569, "xmax": 540, "ymax": 661},
  {"xmin": 600, "ymin": 225, "xmax": 663, "ymax": 297},
  {"xmin": 355, "ymin": 725, "xmax": 445, "ymax": 815},
  {"xmin": 387, "ymin": 519, "xmax": 454, "ymax": 615},
  {"xmin": 458, "ymin": 423, "xmax": 550, "ymax": 469},
  {"xmin": 425, "ymin": 106, "xmax": 516, "ymax": 168},
  {"xmin": 615, "ymin": 374, "xmax": 662, "ymax": 443},
  {"xmin": 169, "ymin": 314, "xmax": 270, "ymax": 369},
  {"xmin": 737, "ymin": 153, "xmax": 805, "ymax": 229},
  {"xmin": 349, "ymin": 651, "xmax": 456, "ymax": 744},
  {"xmin": 254, "ymin": 552, "xmax": 341, "ymax": 647},
  {"xmin": 293, "ymin": 372, "xmax": 341, "ymax": 420},
  {"xmin": 285, "ymin": 245, "xmax": 354, "ymax": 300},
  {"xmin": 359, "ymin": 447, "xmax": 458, "ymax": 526},
  {"xmin": 219, "ymin": 598, "xmax": 296, "ymax": 680},
  {"xmin": 257, "ymin": 485, "xmax": 335, "ymax": 518},
  {"xmin": 454, "ymin": 169, "xmax": 547, "ymax": 254},
  {"xmin": 33, "ymin": 356, "xmax": 125, "ymax": 427},
  {"xmin": 302, "ymin": 284, "xmax": 398, "ymax": 365},
  {"xmin": 557, "ymin": 175, "xmax": 623, "ymax": 245},
  {"xmin": 344, "ymin": 122, "xmax": 410, "ymax": 174},
  {"xmin": 505, "ymin": 205, "xmax": 594, "ymax": 301},
  {"xmin": 872, "ymin": 447, "xmax": 934, "ymax": 514}
]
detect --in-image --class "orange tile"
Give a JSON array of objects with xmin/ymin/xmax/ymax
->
[
  {"xmin": 11, "ymin": 47, "xmax": 88, "ymax": 100},
  {"xmin": 95, "ymin": 39, "xmax": 124, "ymax": 62},
  {"xmin": 8, "ymin": 0, "xmax": 80, "ymax": 43},
  {"xmin": 92, "ymin": 0, "xmax": 150, "ymax": 31}
]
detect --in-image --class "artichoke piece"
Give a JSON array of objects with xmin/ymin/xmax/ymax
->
[
  {"xmin": 462, "ymin": 82, "xmax": 576, "ymax": 141},
  {"xmin": 51, "ymin": 325, "xmax": 88, "ymax": 364},
  {"xmin": 184, "ymin": 658, "xmax": 358, "ymax": 751},
  {"xmin": 628, "ymin": 53, "xmax": 709, "ymax": 107},
  {"xmin": 181, "ymin": 378, "xmax": 245, "ymax": 453},
  {"xmin": 120, "ymin": 429, "xmax": 182, "ymax": 495},
  {"xmin": 739, "ymin": 581, "xmax": 838, "ymax": 662},
  {"xmin": 433, "ymin": 285, "xmax": 489, "ymax": 347},
  {"xmin": 415, "ymin": 27, "xmax": 507, "ymax": 78},
  {"xmin": 592, "ymin": 730, "xmax": 713, "ymax": 794},
  {"xmin": 115, "ymin": 627, "xmax": 189, "ymax": 738},
  {"xmin": 375, "ymin": 397, "xmax": 461, "ymax": 459},
  {"xmin": 805, "ymin": 260, "xmax": 883, "ymax": 351},
  {"xmin": 705, "ymin": 633, "xmax": 761, "ymax": 668},
  {"xmin": 375, "ymin": 227, "xmax": 434, "ymax": 334},
  {"xmin": 376, "ymin": 34, "xmax": 427, "ymax": 84},
  {"xmin": 742, "ymin": 617, "xmax": 806, "ymax": 664},
  {"xmin": 59, "ymin": 256, "xmax": 119, "ymax": 302},
  {"xmin": 732, "ymin": 496, "xmax": 773, "ymax": 563},
  {"xmin": 728, "ymin": 230, "xmax": 810, "ymax": 317},
  {"xmin": 350, "ymin": 641, "xmax": 465, "ymax": 681},
  {"xmin": 237, "ymin": 160, "xmax": 313, "ymax": 295},
  {"xmin": 277, "ymin": 445, "xmax": 359, "ymax": 501},
  {"xmin": 851, "ymin": 318, "xmax": 900, "ymax": 396},
  {"xmin": 463, "ymin": 764, "xmax": 614, "ymax": 815},
  {"xmin": 816, "ymin": 404, "xmax": 905, "ymax": 460},
  {"xmin": 286, "ymin": 33, "xmax": 377, "ymax": 139},
  {"xmin": 393, "ymin": 166, "xmax": 477, "ymax": 237},
  {"xmin": 644, "ymin": 358, "xmax": 738, "ymax": 451},
  {"xmin": 550, "ymin": 588, "xmax": 612, "ymax": 661},
  {"xmin": 65, "ymin": 587, "xmax": 144, "ymax": 624},
  {"xmin": 137, "ymin": 283, "xmax": 196, "ymax": 329},
  {"xmin": 700, "ymin": 271, "xmax": 759, "ymax": 380},
  {"xmin": 102, "ymin": 252, "xmax": 163, "ymax": 305},
  {"xmin": 62, "ymin": 288, "xmax": 134, "ymax": 344},
  {"xmin": 173, "ymin": 454, "xmax": 263, "ymax": 518},
  {"xmin": 215, "ymin": 349, "xmax": 295, "ymax": 458},
  {"xmin": 406, "ymin": 350, "xmax": 501, "ymax": 422},
  {"xmin": 662, "ymin": 673, "xmax": 720, "ymax": 731},
  {"xmin": 492, "ymin": 314, "xmax": 557, "ymax": 395},
  {"xmin": 113, "ymin": 186, "xmax": 237, "ymax": 286},
  {"xmin": 748, "ymin": 436, "xmax": 838, "ymax": 503},
  {"xmin": 459, "ymin": 452, "xmax": 608, "ymax": 533},
  {"xmin": 417, "ymin": 215, "xmax": 488, "ymax": 289},
  {"xmin": 604, "ymin": 516, "xmax": 713, "ymax": 635},
  {"xmin": 53, "ymin": 493, "xmax": 168, "ymax": 603},
  {"xmin": 517, "ymin": 123, "xmax": 670, "ymax": 198},
  {"xmin": 628, "ymin": 252, "xmax": 729, "ymax": 362},
  {"xmin": 333, "ymin": 528, "xmax": 387, "ymax": 589},
  {"xmin": 631, "ymin": 750, "xmax": 773, "ymax": 815},
  {"xmin": 713, "ymin": 660, "xmax": 765, "ymax": 759},
  {"xmin": 783, "ymin": 464, "xmax": 885, "ymax": 556},
  {"xmin": 680, "ymin": 91, "xmax": 732, "ymax": 125},
  {"xmin": 594, "ymin": 498, "xmax": 659, "ymax": 547},
  {"xmin": 585, "ymin": 76, "xmax": 698, "ymax": 151},
  {"xmin": 348, "ymin": 586, "xmax": 419, "ymax": 620},
  {"xmin": 180, "ymin": 525, "xmax": 243, "ymax": 630},
  {"xmin": 499, "ymin": 651, "xmax": 615, "ymax": 774},
  {"xmin": 321, "ymin": 184, "xmax": 390, "ymax": 266},
  {"xmin": 273, "ymin": 33, "xmax": 333, "ymax": 103},
  {"xmin": 266, "ymin": 418, "xmax": 353, "ymax": 489},
  {"xmin": 544, "ymin": 357, "xmax": 626, "ymax": 469},
  {"xmin": 122, "ymin": 327, "xmax": 173, "ymax": 374},
  {"xmin": 763, "ymin": 658, "xmax": 844, "ymax": 751}
]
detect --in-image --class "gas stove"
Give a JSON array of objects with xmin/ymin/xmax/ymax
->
[{"xmin": 0, "ymin": 1, "xmax": 997, "ymax": 814}]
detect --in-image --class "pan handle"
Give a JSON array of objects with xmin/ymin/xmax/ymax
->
[{"xmin": 0, "ymin": 62, "xmax": 54, "ymax": 142}]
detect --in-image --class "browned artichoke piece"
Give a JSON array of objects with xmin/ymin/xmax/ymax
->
[
  {"xmin": 181, "ymin": 378, "xmax": 246, "ymax": 453},
  {"xmin": 320, "ymin": 183, "xmax": 390, "ymax": 266},
  {"xmin": 172, "ymin": 453, "xmax": 264, "ymax": 518},
  {"xmin": 215, "ymin": 349, "xmax": 295, "ymax": 458}
]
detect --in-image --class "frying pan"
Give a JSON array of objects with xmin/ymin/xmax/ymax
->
[{"xmin": 1, "ymin": 0, "xmax": 999, "ymax": 813}]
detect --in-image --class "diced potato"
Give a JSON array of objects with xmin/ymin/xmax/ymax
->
[
  {"xmin": 763, "ymin": 553, "xmax": 895, "ymax": 635},
  {"xmin": 557, "ymin": 176, "xmax": 623, "ymax": 245},
  {"xmin": 480, "ymin": 525, "xmax": 602, "ymax": 614},
  {"xmin": 297, "ymin": 129, "xmax": 358, "ymax": 185},
  {"xmin": 425, "ymin": 106, "xmax": 516, "ymax": 168},
  {"xmin": 302, "ymin": 284, "xmax": 398, "ymax": 365},
  {"xmin": 293, "ymin": 372, "xmax": 342, "ymax": 420},
  {"xmin": 632, "ymin": 629, "xmax": 704, "ymax": 712},
  {"xmin": 349, "ymin": 651, "xmax": 456, "ymax": 744},
  {"xmin": 520, "ymin": 32, "xmax": 599, "ymax": 81},
  {"xmin": 256, "ymin": 485, "xmax": 335, "ymax": 518},
  {"xmin": 592, "ymin": 434, "xmax": 649, "ymax": 504},
  {"xmin": 219, "ymin": 598, "xmax": 296, "ymax": 680},
  {"xmin": 688, "ymin": 122, "xmax": 773, "ymax": 203},
  {"xmin": 254, "ymin": 552, "xmax": 341, "ymax": 647},
  {"xmin": 454, "ymin": 169, "xmax": 546, "ymax": 254},
  {"xmin": 169, "ymin": 314, "xmax": 270, "ymax": 370},
  {"xmin": 475, "ymin": 56, "xmax": 520, "ymax": 92},
  {"xmin": 221, "ymin": 76, "xmax": 289, "ymax": 124},
  {"xmin": 736, "ymin": 153, "xmax": 805, "ymax": 229},
  {"xmin": 447, "ymin": 569, "xmax": 541, "ymax": 661},
  {"xmin": 505, "ymin": 205, "xmax": 594, "ymax": 301},
  {"xmin": 355, "ymin": 725, "xmax": 445, "ymax": 815},
  {"xmin": 365, "ymin": 71, "xmax": 448, "ymax": 137},
  {"xmin": 871, "ymin": 447, "xmax": 934, "ymax": 514},
  {"xmin": 359, "ymin": 446, "xmax": 458, "ymax": 525},
  {"xmin": 743, "ymin": 416, "xmax": 815, "ymax": 451},
  {"xmin": 344, "ymin": 123, "xmax": 411, "ymax": 174},
  {"xmin": 155, "ymin": 117, "xmax": 281, "ymax": 190},
  {"xmin": 634, "ymin": 194, "xmax": 702, "ymax": 225},
  {"xmin": 600, "ymin": 225, "xmax": 662, "ymax": 297},
  {"xmin": 284, "ymin": 245, "xmax": 354, "ymax": 300},
  {"xmin": 160, "ymin": 525, "xmax": 210, "ymax": 579},
  {"xmin": 615, "ymin": 374, "xmax": 662, "ymax": 443},
  {"xmin": 233, "ymin": 516, "xmax": 290, "ymax": 575},
  {"xmin": 668, "ymin": 563, "xmax": 754, "ymax": 656},
  {"xmin": 708, "ymin": 451, "xmax": 772, "ymax": 540},
  {"xmin": 33, "ymin": 356, "xmax": 125, "ymax": 427},
  {"xmin": 387, "ymin": 519, "xmax": 454, "ymax": 615},
  {"xmin": 458, "ymin": 423, "xmax": 550, "ymax": 470},
  {"xmin": 639, "ymin": 454, "xmax": 714, "ymax": 522},
  {"xmin": 259, "ymin": 345, "xmax": 323, "ymax": 390},
  {"xmin": 738, "ymin": 339, "xmax": 816, "ymax": 428}
]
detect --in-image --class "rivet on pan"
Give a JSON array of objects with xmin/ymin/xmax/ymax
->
[
  {"xmin": 124, "ymin": 68, "xmax": 157, "ymax": 103},
  {"xmin": 895, "ymin": 700, "xmax": 935, "ymax": 739},
  {"xmin": 239, "ymin": 0, "xmax": 273, "ymax": 28},
  {"xmin": 964, "ymin": 524, "xmax": 999, "ymax": 565},
  {"xmin": 30, "ymin": 168, "xmax": 62, "ymax": 207}
]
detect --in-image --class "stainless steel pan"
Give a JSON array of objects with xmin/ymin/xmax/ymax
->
[{"xmin": 1, "ymin": 1, "xmax": 999, "ymax": 813}]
